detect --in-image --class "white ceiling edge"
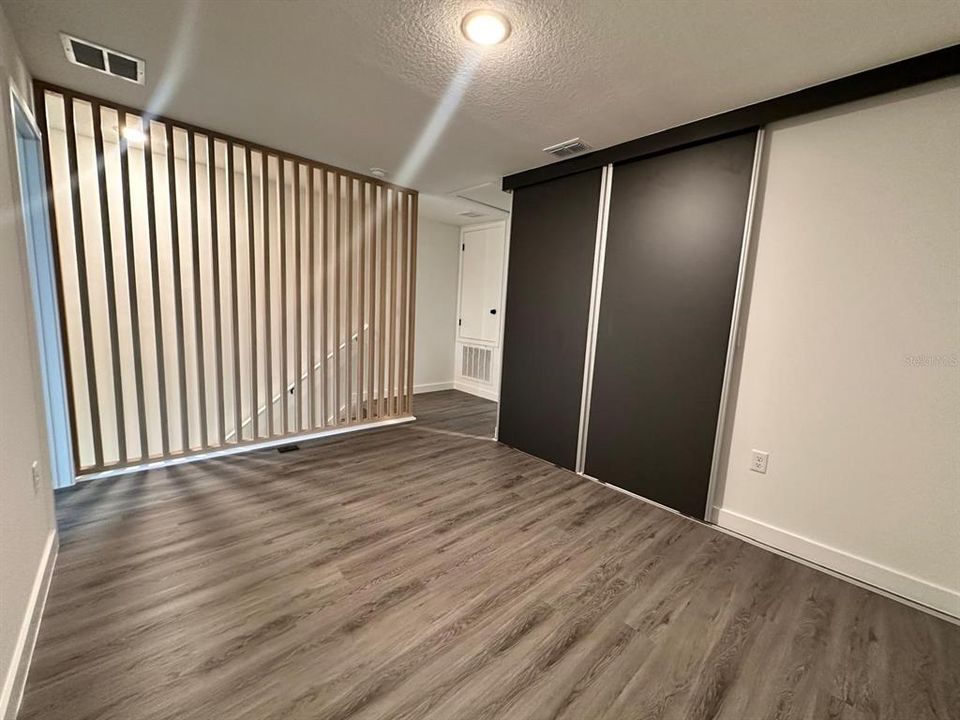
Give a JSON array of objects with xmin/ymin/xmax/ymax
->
[
  {"xmin": 419, "ymin": 191, "xmax": 510, "ymax": 227},
  {"xmin": 5, "ymin": 0, "xmax": 958, "ymax": 202}
]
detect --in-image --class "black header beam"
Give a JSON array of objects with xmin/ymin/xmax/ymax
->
[{"xmin": 502, "ymin": 44, "xmax": 960, "ymax": 191}]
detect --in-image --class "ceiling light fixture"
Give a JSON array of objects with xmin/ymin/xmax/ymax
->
[{"xmin": 461, "ymin": 10, "xmax": 511, "ymax": 46}]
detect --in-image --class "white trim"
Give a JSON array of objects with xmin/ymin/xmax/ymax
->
[
  {"xmin": 78, "ymin": 416, "xmax": 415, "ymax": 482},
  {"xmin": 9, "ymin": 83, "xmax": 76, "ymax": 490},
  {"xmin": 414, "ymin": 381, "xmax": 454, "ymax": 394},
  {"xmin": 454, "ymin": 379, "xmax": 498, "ymax": 402},
  {"xmin": 703, "ymin": 129, "xmax": 765, "ymax": 521},
  {"xmin": 716, "ymin": 508, "xmax": 960, "ymax": 622},
  {"xmin": 579, "ymin": 469, "xmax": 959, "ymax": 624},
  {"xmin": 8, "ymin": 83, "xmax": 40, "ymax": 137},
  {"xmin": 575, "ymin": 164, "xmax": 613, "ymax": 474},
  {"xmin": 493, "ymin": 211, "xmax": 512, "ymax": 440},
  {"xmin": 454, "ymin": 219, "xmax": 507, "ymax": 234},
  {"xmin": 0, "ymin": 530, "xmax": 58, "ymax": 720}
]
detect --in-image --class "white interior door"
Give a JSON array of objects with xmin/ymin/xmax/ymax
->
[{"xmin": 458, "ymin": 224, "xmax": 504, "ymax": 344}]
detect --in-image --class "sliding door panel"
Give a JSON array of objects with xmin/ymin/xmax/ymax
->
[
  {"xmin": 498, "ymin": 169, "xmax": 602, "ymax": 470},
  {"xmin": 585, "ymin": 132, "xmax": 757, "ymax": 517}
]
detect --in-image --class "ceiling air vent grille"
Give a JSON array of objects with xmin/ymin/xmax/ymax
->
[
  {"xmin": 543, "ymin": 138, "xmax": 592, "ymax": 159},
  {"xmin": 60, "ymin": 33, "xmax": 144, "ymax": 84}
]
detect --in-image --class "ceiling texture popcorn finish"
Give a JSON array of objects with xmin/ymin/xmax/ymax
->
[{"xmin": 2, "ymin": 0, "xmax": 959, "ymax": 222}]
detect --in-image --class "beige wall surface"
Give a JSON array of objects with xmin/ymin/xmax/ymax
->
[
  {"xmin": 0, "ymin": 4, "xmax": 58, "ymax": 716},
  {"xmin": 413, "ymin": 216, "xmax": 459, "ymax": 392},
  {"xmin": 718, "ymin": 77, "xmax": 960, "ymax": 617}
]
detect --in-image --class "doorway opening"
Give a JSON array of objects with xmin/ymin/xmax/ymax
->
[{"xmin": 10, "ymin": 85, "xmax": 74, "ymax": 489}]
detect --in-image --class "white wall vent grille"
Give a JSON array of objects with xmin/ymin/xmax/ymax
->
[
  {"xmin": 60, "ymin": 33, "xmax": 145, "ymax": 84},
  {"xmin": 543, "ymin": 137, "xmax": 592, "ymax": 159},
  {"xmin": 461, "ymin": 344, "xmax": 493, "ymax": 383}
]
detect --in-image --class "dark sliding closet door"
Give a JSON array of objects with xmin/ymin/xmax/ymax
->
[
  {"xmin": 585, "ymin": 132, "xmax": 758, "ymax": 518},
  {"xmin": 498, "ymin": 169, "xmax": 603, "ymax": 470}
]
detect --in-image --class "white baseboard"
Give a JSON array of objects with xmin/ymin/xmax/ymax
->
[
  {"xmin": 1, "ymin": 529, "xmax": 58, "ymax": 720},
  {"xmin": 716, "ymin": 508, "xmax": 960, "ymax": 621},
  {"xmin": 453, "ymin": 380, "xmax": 499, "ymax": 402},
  {"xmin": 80, "ymin": 416, "xmax": 415, "ymax": 482},
  {"xmin": 414, "ymin": 382, "xmax": 454, "ymax": 394}
]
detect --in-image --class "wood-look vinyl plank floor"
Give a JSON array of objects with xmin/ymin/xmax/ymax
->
[
  {"xmin": 411, "ymin": 389, "xmax": 498, "ymax": 438},
  {"xmin": 19, "ymin": 418, "xmax": 959, "ymax": 720}
]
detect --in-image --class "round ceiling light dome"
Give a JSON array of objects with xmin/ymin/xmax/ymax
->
[{"xmin": 461, "ymin": 9, "xmax": 511, "ymax": 46}]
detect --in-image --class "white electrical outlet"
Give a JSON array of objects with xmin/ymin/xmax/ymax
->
[
  {"xmin": 31, "ymin": 460, "xmax": 41, "ymax": 493},
  {"xmin": 750, "ymin": 450, "xmax": 769, "ymax": 474}
]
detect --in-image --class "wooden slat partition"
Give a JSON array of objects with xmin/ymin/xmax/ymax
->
[
  {"xmin": 89, "ymin": 101, "xmax": 127, "ymax": 463},
  {"xmin": 228, "ymin": 142, "xmax": 242, "ymax": 444},
  {"xmin": 38, "ymin": 83, "xmax": 418, "ymax": 476},
  {"xmin": 245, "ymin": 147, "xmax": 258, "ymax": 442}
]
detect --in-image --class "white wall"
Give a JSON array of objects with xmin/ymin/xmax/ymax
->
[
  {"xmin": 413, "ymin": 216, "xmax": 459, "ymax": 393},
  {"xmin": 717, "ymin": 77, "xmax": 960, "ymax": 618},
  {"xmin": 0, "ymin": 5, "xmax": 58, "ymax": 717}
]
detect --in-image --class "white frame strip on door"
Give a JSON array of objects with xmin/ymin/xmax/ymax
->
[
  {"xmin": 575, "ymin": 163, "xmax": 613, "ymax": 474},
  {"xmin": 703, "ymin": 128, "xmax": 766, "ymax": 522},
  {"xmin": 492, "ymin": 215, "xmax": 512, "ymax": 439},
  {"xmin": 8, "ymin": 82, "xmax": 76, "ymax": 489}
]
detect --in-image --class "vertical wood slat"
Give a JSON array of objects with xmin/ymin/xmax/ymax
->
[
  {"xmin": 388, "ymin": 189, "xmax": 398, "ymax": 415},
  {"xmin": 245, "ymin": 147, "xmax": 259, "ymax": 441},
  {"xmin": 187, "ymin": 130, "xmax": 208, "ymax": 448},
  {"xmin": 308, "ymin": 168, "xmax": 316, "ymax": 428},
  {"xmin": 228, "ymin": 142, "xmax": 242, "ymax": 443},
  {"xmin": 117, "ymin": 111, "xmax": 149, "ymax": 459},
  {"xmin": 294, "ymin": 164, "xmax": 303, "ymax": 430},
  {"xmin": 164, "ymin": 124, "xmax": 190, "ymax": 453},
  {"xmin": 279, "ymin": 159, "xmax": 288, "ymax": 434},
  {"xmin": 41, "ymin": 85, "xmax": 416, "ymax": 474},
  {"xmin": 35, "ymin": 91, "xmax": 83, "ymax": 472},
  {"xmin": 63, "ymin": 97, "xmax": 104, "ymax": 468},
  {"xmin": 333, "ymin": 173, "xmax": 341, "ymax": 424},
  {"xmin": 345, "ymin": 179, "xmax": 354, "ymax": 423},
  {"xmin": 377, "ymin": 186, "xmax": 387, "ymax": 419},
  {"xmin": 90, "ymin": 102, "xmax": 128, "ymax": 462},
  {"xmin": 263, "ymin": 153, "xmax": 274, "ymax": 436},
  {"xmin": 366, "ymin": 183, "xmax": 376, "ymax": 421},
  {"xmin": 407, "ymin": 192, "xmax": 419, "ymax": 415},
  {"xmin": 357, "ymin": 182, "xmax": 366, "ymax": 421},
  {"xmin": 398, "ymin": 191, "xmax": 408, "ymax": 416},
  {"xmin": 207, "ymin": 137, "xmax": 226, "ymax": 447},
  {"xmin": 320, "ymin": 170, "xmax": 328, "ymax": 427},
  {"xmin": 143, "ymin": 120, "xmax": 169, "ymax": 455}
]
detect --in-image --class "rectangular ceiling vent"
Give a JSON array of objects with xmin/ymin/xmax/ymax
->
[
  {"xmin": 458, "ymin": 210, "xmax": 486, "ymax": 218},
  {"xmin": 60, "ymin": 33, "xmax": 144, "ymax": 84},
  {"xmin": 543, "ymin": 138, "xmax": 592, "ymax": 159}
]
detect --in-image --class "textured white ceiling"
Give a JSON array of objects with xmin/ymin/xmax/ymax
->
[{"xmin": 3, "ymin": 0, "xmax": 958, "ymax": 224}]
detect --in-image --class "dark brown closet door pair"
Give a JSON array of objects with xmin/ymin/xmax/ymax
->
[
  {"xmin": 586, "ymin": 132, "xmax": 758, "ymax": 518},
  {"xmin": 499, "ymin": 132, "xmax": 757, "ymax": 518}
]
